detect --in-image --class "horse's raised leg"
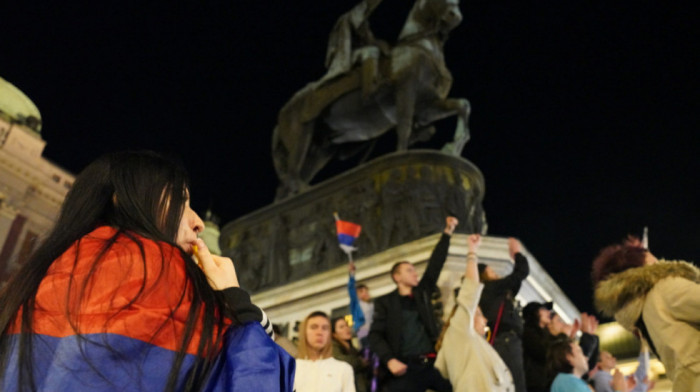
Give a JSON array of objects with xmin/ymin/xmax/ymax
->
[
  {"xmin": 413, "ymin": 97, "xmax": 471, "ymax": 155},
  {"xmin": 441, "ymin": 98, "xmax": 471, "ymax": 155},
  {"xmin": 299, "ymin": 145, "xmax": 336, "ymax": 186}
]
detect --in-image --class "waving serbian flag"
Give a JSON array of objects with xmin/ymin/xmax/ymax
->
[
  {"xmin": 334, "ymin": 213, "xmax": 362, "ymax": 255},
  {"xmin": 334, "ymin": 214, "xmax": 365, "ymax": 333}
]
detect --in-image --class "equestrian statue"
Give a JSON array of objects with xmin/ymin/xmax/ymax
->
[{"xmin": 272, "ymin": 0, "xmax": 471, "ymax": 199}]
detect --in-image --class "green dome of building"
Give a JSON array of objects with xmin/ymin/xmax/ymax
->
[{"xmin": 0, "ymin": 77, "xmax": 42, "ymax": 134}]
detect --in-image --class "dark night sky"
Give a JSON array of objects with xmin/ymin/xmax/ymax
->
[{"xmin": 2, "ymin": 1, "xmax": 698, "ymax": 315}]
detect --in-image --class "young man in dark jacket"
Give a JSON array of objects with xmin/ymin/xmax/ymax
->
[{"xmin": 368, "ymin": 216, "xmax": 457, "ymax": 392}]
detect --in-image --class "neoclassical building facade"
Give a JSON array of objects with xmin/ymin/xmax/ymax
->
[{"xmin": 0, "ymin": 77, "xmax": 74, "ymax": 283}]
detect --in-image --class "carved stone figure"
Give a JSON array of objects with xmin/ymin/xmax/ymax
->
[
  {"xmin": 380, "ymin": 168, "xmax": 421, "ymax": 248},
  {"xmin": 323, "ymin": 0, "xmax": 385, "ymax": 94},
  {"xmin": 266, "ymin": 214, "xmax": 290, "ymax": 286},
  {"xmin": 348, "ymin": 178, "xmax": 381, "ymax": 252},
  {"xmin": 229, "ymin": 229, "xmax": 262, "ymax": 291},
  {"xmin": 273, "ymin": 0, "xmax": 471, "ymax": 199},
  {"xmin": 409, "ymin": 166, "xmax": 444, "ymax": 232}
]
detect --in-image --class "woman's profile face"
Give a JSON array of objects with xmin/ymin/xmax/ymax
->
[
  {"xmin": 644, "ymin": 251, "xmax": 659, "ymax": 266},
  {"xmin": 484, "ymin": 266, "xmax": 500, "ymax": 281},
  {"xmin": 547, "ymin": 314, "xmax": 566, "ymax": 336},
  {"xmin": 538, "ymin": 308, "xmax": 552, "ymax": 326},
  {"xmin": 176, "ymin": 198, "xmax": 204, "ymax": 252},
  {"xmin": 333, "ymin": 318, "xmax": 353, "ymax": 341}
]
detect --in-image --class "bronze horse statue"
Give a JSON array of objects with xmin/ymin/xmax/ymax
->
[{"xmin": 273, "ymin": 0, "xmax": 470, "ymax": 199}]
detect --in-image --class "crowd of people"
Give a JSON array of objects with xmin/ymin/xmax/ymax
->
[
  {"xmin": 289, "ymin": 224, "xmax": 698, "ymax": 391},
  {"xmin": 0, "ymin": 150, "xmax": 698, "ymax": 392}
]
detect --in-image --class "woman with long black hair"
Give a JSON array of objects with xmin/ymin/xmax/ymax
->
[
  {"xmin": 0, "ymin": 151, "xmax": 294, "ymax": 391},
  {"xmin": 331, "ymin": 316, "xmax": 368, "ymax": 392}
]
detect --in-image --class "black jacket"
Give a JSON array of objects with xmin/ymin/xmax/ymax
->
[
  {"xmin": 523, "ymin": 323, "xmax": 553, "ymax": 392},
  {"xmin": 579, "ymin": 332, "xmax": 600, "ymax": 380},
  {"xmin": 479, "ymin": 252, "xmax": 529, "ymax": 337},
  {"xmin": 368, "ymin": 233, "xmax": 451, "ymax": 365},
  {"xmin": 523, "ymin": 324, "xmax": 599, "ymax": 391}
]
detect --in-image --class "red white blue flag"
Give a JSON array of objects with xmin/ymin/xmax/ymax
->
[{"xmin": 335, "ymin": 215, "xmax": 362, "ymax": 254}]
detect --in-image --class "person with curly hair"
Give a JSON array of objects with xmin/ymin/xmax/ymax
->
[{"xmin": 593, "ymin": 236, "xmax": 700, "ymax": 391}]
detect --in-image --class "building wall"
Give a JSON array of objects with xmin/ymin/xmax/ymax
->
[{"xmin": 0, "ymin": 117, "xmax": 74, "ymax": 283}]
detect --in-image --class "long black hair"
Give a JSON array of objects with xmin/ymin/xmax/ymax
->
[{"xmin": 0, "ymin": 151, "xmax": 227, "ymax": 391}]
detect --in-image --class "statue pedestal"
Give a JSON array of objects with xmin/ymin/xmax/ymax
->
[
  {"xmin": 220, "ymin": 150, "xmax": 487, "ymax": 292},
  {"xmin": 220, "ymin": 150, "xmax": 581, "ymax": 340}
]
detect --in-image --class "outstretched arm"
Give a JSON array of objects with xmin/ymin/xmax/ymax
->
[
  {"xmin": 348, "ymin": 262, "xmax": 366, "ymax": 332},
  {"xmin": 455, "ymin": 234, "xmax": 484, "ymax": 312},
  {"xmin": 487, "ymin": 238, "xmax": 529, "ymax": 294},
  {"xmin": 633, "ymin": 346, "xmax": 649, "ymax": 388},
  {"xmin": 419, "ymin": 216, "xmax": 458, "ymax": 290},
  {"xmin": 465, "ymin": 234, "xmax": 481, "ymax": 283},
  {"xmin": 507, "ymin": 238, "xmax": 529, "ymax": 285},
  {"xmin": 580, "ymin": 313, "xmax": 600, "ymax": 367}
]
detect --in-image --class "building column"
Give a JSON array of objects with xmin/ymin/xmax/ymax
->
[{"xmin": 0, "ymin": 213, "xmax": 26, "ymax": 281}]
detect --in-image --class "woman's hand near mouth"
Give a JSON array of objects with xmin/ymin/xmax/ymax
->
[{"xmin": 192, "ymin": 238, "xmax": 239, "ymax": 290}]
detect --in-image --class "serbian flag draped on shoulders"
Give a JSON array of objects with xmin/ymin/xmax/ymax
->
[{"xmin": 1, "ymin": 226, "xmax": 295, "ymax": 391}]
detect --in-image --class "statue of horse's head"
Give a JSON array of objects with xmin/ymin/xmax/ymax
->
[{"xmin": 399, "ymin": 0, "xmax": 462, "ymax": 42}]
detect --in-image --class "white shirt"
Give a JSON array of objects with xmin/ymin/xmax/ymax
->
[
  {"xmin": 294, "ymin": 357, "xmax": 355, "ymax": 392},
  {"xmin": 358, "ymin": 300, "xmax": 374, "ymax": 340}
]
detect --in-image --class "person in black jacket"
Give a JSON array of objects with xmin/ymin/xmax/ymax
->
[
  {"xmin": 477, "ymin": 238, "xmax": 529, "ymax": 392},
  {"xmin": 368, "ymin": 216, "xmax": 457, "ymax": 392},
  {"xmin": 523, "ymin": 302, "xmax": 601, "ymax": 391},
  {"xmin": 522, "ymin": 301, "xmax": 555, "ymax": 392}
]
